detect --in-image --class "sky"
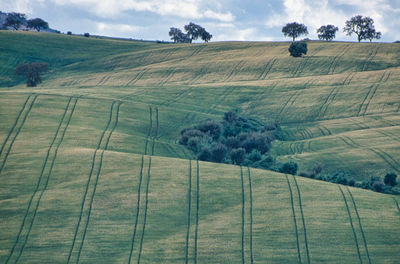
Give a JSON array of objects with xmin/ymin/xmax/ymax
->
[{"xmin": 1, "ymin": 0, "xmax": 400, "ymax": 42}]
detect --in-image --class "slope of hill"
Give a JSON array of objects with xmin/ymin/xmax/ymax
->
[{"xmin": 0, "ymin": 31, "xmax": 399, "ymax": 263}]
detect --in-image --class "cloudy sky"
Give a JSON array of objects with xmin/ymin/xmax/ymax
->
[{"xmin": 2, "ymin": 0, "xmax": 400, "ymax": 42}]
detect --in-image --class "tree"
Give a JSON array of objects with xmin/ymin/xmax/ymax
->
[
  {"xmin": 169, "ymin": 27, "xmax": 189, "ymax": 43},
  {"xmin": 184, "ymin": 22, "xmax": 212, "ymax": 43},
  {"xmin": 14, "ymin": 62, "xmax": 49, "ymax": 87},
  {"xmin": 288, "ymin": 42, "xmax": 307, "ymax": 57},
  {"xmin": 4, "ymin": 12, "xmax": 26, "ymax": 30},
  {"xmin": 27, "ymin": 18, "xmax": 49, "ymax": 32},
  {"xmin": 343, "ymin": 15, "xmax": 381, "ymax": 42},
  {"xmin": 199, "ymin": 27, "xmax": 212, "ymax": 42},
  {"xmin": 317, "ymin": 24, "xmax": 338, "ymax": 41},
  {"xmin": 282, "ymin": 22, "xmax": 308, "ymax": 41},
  {"xmin": 384, "ymin": 172, "xmax": 397, "ymax": 187},
  {"xmin": 365, "ymin": 27, "xmax": 381, "ymax": 42}
]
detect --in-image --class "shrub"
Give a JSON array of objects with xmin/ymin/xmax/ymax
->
[
  {"xmin": 210, "ymin": 143, "xmax": 228, "ymax": 162},
  {"xmin": 372, "ymin": 181, "xmax": 384, "ymax": 192},
  {"xmin": 179, "ymin": 129, "xmax": 205, "ymax": 145},
  {"xmin": 84, "ymin": 32, "xmax": 90, "ymax": 37},
  {"xmin": 349, "ymin": 178, "xmax": 356, "ymax": 186},
  {"xmin": 197, "ymin": 120, "xmax": 222, "ymax": 140},
  {"xmin": 67, "ymin": 31, "xmax": 72, "ymax": 35},
  {"xmin": 279, "ymin": 161, "xmax": 298, "ymax": 175},
  {"xmin": 187, "ymin": 137, "xmax": 202, "ymax": 152},
  {"xmin": 230, "ymin": 148, "xmax": 246, "ymax": 165},
  {"xmin": 245, "ymin": 149, "xmax": 262, "ymax": 163},
  {"xmin": 384, "ymin": 172, "xmax": 397, "ymax": 186},
  {"xmin": 288, "ymin": 42, "xmax": 307, "ymax": 57},
  {"xmin": 198, "ymin": 147, "xmax": 212, "ymax": 162},
  {"xmin": 240, "ymin": 132, "xmax": 271, "ymax": 154}
]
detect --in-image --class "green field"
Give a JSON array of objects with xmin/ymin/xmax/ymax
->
[{"xmin": 0, "ymin": 31, "xmax": 399, "ymax": 263}]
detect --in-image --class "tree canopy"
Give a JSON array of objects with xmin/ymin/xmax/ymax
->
[
  {"xmin": 343, "ymin": 15, "xmax": 381, "ymax": 42},
  {"xmin": 27, "ymin": 18, "xmax": 49, "ymax": 32},
  {"xmin": 282, "ymin": 22, "xmax": 308, "ymax": 41},
  {"xmin": 169, "ymin": 22, "xmax": 212, "ymax": 43},
  {"xmin": 288, "ymin": 42, "xmax": 307, "ymax": 57},
  {"xmin": 317, "ymin": 24, "xmax": 339, "ymax": 41},
  {"xmin": 14, "ymin": 62, "xmax": 49, "ymax": 87},
  {"xmin": 4, "ymin": 12, "xmax": 26, "ymax": 30}
]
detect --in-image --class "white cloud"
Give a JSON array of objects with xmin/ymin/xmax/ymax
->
[
  {"xmin": 48, "ymin": 0, "xmax": 234, "ymax": 21},
  {"xmin": 95, "ymin": 22, "xmax": 142, "ymax": 34},
  {"xmin": 1, "ymin": 0, "xmax": 34, "ymax": 14}
]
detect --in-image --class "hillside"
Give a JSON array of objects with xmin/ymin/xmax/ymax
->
[{"xmin": 0, "ymin": 31, "xmax": 399, "ymax": 263}]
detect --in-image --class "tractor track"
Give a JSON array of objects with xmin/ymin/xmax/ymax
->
[{"xmin": 0, "ymin": 95, "xmax": 38, "ymax": 175}]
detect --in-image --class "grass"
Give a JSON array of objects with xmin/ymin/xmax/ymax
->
[{"xmin": 0, "ymin": 31, "xmax": 399, "ymax": 263}]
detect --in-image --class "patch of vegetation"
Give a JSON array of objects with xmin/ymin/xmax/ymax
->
[
  {"xmin": 300, "ymin": 166, "xmax": 399, "ymax": 194},
  {"xmin": 179, "ymin": 111, "xmax": 281, "ymax": 169},
  {"xmin": 289, "ymin": 42, "xmax": 307, "ymax": 57}
]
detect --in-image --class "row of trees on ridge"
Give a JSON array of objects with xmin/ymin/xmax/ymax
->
[
  {"xmin": 282, "ymin": 15, "xmax": 381, "ymax": 42},
  {"xmin": 1, "ymin": 12, "xmax": 49, "ymax": 31}
]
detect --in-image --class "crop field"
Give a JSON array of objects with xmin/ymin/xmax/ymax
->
[{"xmin": 0, "ymin": 31, "xmax": 399, "ymax": 263}]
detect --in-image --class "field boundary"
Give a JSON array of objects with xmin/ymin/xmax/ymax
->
[{"xmin": 240, "ymin": 166, "xmax": 245, "ymax": 264}]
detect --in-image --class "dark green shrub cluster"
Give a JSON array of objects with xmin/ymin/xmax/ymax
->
[
  {"xmin": 288, "ymin": 42, "xmax": 307, "ymax": 57},
  {"xmin": 179, "ymin": 111, "xmax": 281, "ymax": 169},
  {"xmin": 300, "ymin": 166, "xmax": 399, "ymax": 194}
]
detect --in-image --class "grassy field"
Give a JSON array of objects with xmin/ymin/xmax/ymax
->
[{"xmin": 0, "ymin": 31, "xmax": 399, "ymax": 263}]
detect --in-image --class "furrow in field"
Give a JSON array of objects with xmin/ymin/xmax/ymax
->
[
  {"xmin": 128, "ymin": 105, "xmax": 154, "ymax": 263},
  {"xmin": 185, "ymin": 160, "xmax": 192, "ymax": 264},
  {"xmin": 393, "ymin": 199, "xmax": 400, "ymax": 214},
  {"xmin": 362, "ymin": 45, "xmax": 380, "ymax": 72},
  {"xmin": 137, "ymin": 105, "xmax": 159, "ymax": 263},
  {"xmin": 240, "ymin": 166, "xmax": 246, "ymax": 264},
  {"xmin": 225, "ymin": 61, "xmax": 245, "ymax": 82},
  {"xmin": 292, "ymin": 176, "xmax": 310, "ymax": 264},
  {"xmin": 247, "ymin": 167, "xmax": 254, "ymax": 264},
  {"xmin": 258, "ymin": 57, "xmax": 276, "ymax": 80},
  {"xmin": 0, "ymin": 95, "xmax": 38, "ymax": 175},
  {"xmin": 194, "ymin": 160, "xmax": 200, "ymax": 264},
  {"xmin": 75, "ymin": 102, "xmax": 121, "ymax": 264},
  {"xmin": 66, "ymin": 101, "xmax": 116, "ymax": 264},
  {"xmin": 327, "ymin": 44, "xmax": 352, "ymax": 75},
  {"xmin": 0, "ymin": 95, "xmax": 31, "ymax": 158},
  {"xmin": 346, "ymin": 187, "xmax": 371, "ymax": 264},
  {"xmin": 285, "ymin": 174, "xmax": 302, "ymax": 264},
  {"xmin": 5, "ymin": 97, "xmax": 76, "ymax": 264},
  {"xmin": 338, "ymin": 186, "xmax": 363, "ymax": 264}
]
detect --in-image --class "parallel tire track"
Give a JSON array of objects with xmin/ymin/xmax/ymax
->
[
  {"xmin": 338, "ymin": 186, "xmax": 362, "ymax": 264},
  {"xmin": 75, "ymin": 102, "xmax": 121, "ymax": 263},
  {"xmin": 0, "ymin": 95, "xmax": 38, "ymax": 175},
  {"xmin": 5, "ymin": 97, "xmax": 75, "ymax": 264},
  {"xmin": 67, "ymin": 102, "xmax": 116, "ymax": 264},
  {"xmin": 137, "ymin": 105, "xmax": 159, "ymax": 264},
  {"xmin": 393, "ymin": 199, "xmax": 400, "ymax": 213},
  {"xmin": 258, "ymin": 58, "xmax": 277, "ymax": 80},
  {"xmin": 346, "ymin": 187, "xmax": 371, "ymax": 264},
  {"xmin": 327, "ymin": 44, "xmax": 352, "ymax": 75},
  {"xmin": 137, "ymin": 155, "xmax": 152, "ymax": 264},
  {"xmin": 285, "ymin": 174, "xmax": 302, "ymax": 264},
  {"xmin": 14, "ymin": 98, "xmax": 79, "ymax": 263},
  {"xmin": 0, "ymin": 95, "xmax": 31, "ymax": 157},
  {"xmin": 185, "ymin": 160, "xmax": 192, "ymax": 264},
  {"xmin": 247, "ymin": 167, "xmax": 254, "ymax": 264},
  {"xmin": 128, "ymin": 155, "xmax": 145, "ymax": 264},
  {"xmin": 128, "ymin": 105, "xmax": 154, "ymax": 263},
  {"xmin": 240, "ymin": 166, "xmax": 245, "ymax": 264},
  {"xmin": 194, "ymin": 160, "xmax": 200, "ymax": 264},
  {"xmin": 292, "ymin": 175, "xmax": 310, "ymax": 264}
]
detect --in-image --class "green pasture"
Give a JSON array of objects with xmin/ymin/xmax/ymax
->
[{"xmin": 0, "ymin": 31, "xmax": 400, "ymax": 263}]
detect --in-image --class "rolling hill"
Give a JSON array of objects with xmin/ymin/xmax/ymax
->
[{"xmin": 0, "ymin": 31, "xmax": 399, "ymax": 263}]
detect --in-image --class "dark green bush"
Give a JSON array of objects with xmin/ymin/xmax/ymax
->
[
  {"xmin": 288, "ymin": 42, "xmax": 307, "ymax": 57},
  {"xmin": 279, "ymin": 161, "xmax": 298, "ymax": 175},
  {"xmin": 211, "ymin": 143, "xmax": 228, "ymax": 162},
  {"xmin": 384, "ymin": 172, "xmax": 397, "ymax": 186},
  {"xmin": 230, "ymin": 148, "xmax": 246, "ymax": 165}
]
